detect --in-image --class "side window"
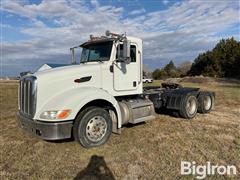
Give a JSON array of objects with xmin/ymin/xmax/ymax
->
[
  {"xmin": 130, "ymin": 45, "xmax": 136, "ymax": 62},
  {"xmin": 116, "ymin": 44, "xmax": 137, "ymax": 63}
]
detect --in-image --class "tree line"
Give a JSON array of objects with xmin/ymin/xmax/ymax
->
[
  {"xmin": 152, "ymin": 60, "xmax": 192, "ymax": 79},
  {"xmin": 151, "ymin": 37, "xmax": 240, "ymax": 79}
]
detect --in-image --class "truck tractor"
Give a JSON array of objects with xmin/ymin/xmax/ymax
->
[{"xmin": 17, "ymin": 30, "xmax": 215, "ymax": 148}]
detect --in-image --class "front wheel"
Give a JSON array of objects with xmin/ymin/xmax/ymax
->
[{"xmin": 73, "ymin": 107, "xmax": 112, "ymax": 148}]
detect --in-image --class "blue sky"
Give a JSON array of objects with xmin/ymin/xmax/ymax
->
[{"xmin": 1, "ymin": 0, "xmax": 240, "ymax": 76}]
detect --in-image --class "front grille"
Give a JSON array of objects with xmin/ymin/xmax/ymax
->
[{"xmin": 19, "ymin": 76, "xmax": 37, "ymax": 117}]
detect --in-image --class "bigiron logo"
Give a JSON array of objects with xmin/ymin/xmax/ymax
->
[{"xmin": 180, "ymin": 161, "xmax": 237, "ymax": 179}]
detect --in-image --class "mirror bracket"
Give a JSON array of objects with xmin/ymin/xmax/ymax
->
[{"xmin": 70, "ymin": 48, "xmax": 76, "ymax": 64}]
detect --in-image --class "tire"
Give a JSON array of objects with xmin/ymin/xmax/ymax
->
[
  {"xmin": 198, "ymin": 93, "xmax": 214, "ymax": 114},
  {"xmin": 73, "ymin": 107, "xmax": 112, "ymax": 148},
  {"xmin": 179, "ymin": 94, "xmax": 198, "ymax": 119}
]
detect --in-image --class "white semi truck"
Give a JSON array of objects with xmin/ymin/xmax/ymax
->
[{"xmin": 17, "ymin": 31, "xmax": 215, "ymax": 148}]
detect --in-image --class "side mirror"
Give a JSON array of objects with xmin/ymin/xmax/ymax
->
[
  {"xmin": 123, "ymin": 39, "xmax": 131, "ymax": 64},
  {"xmin": 70, "ymin": 48, "xmax": 76, "ymax": 64}
]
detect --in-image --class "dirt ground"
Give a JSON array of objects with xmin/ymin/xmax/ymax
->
[{"xmin": 0, "ymin": 78, "xmax": 239, "ymax": 179}]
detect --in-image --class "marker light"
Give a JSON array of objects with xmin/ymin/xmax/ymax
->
[{"xmin": 40, "ymin": 110, "xmax": 71, "ymax": 120}]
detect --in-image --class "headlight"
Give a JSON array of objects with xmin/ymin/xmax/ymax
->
[{"xmin": 40, "ymin": 110, "xmax": 71, "ymax": 120}]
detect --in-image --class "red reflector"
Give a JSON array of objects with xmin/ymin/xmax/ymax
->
[{"xmin": 74, "ymin": 79, "xmax": 81, "ymax": 83}]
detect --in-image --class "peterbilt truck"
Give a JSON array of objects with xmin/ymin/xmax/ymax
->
[{"xmin": 17, "ymin": 31, "xmax": 215, "ymax": 148}]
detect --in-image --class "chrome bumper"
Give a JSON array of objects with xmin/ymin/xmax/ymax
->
[{"xmin": 17, "ymin": 112, "xmax": 73, "ymax": 140}]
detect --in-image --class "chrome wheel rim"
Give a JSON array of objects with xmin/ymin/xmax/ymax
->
[
  {"xmin": 86, "ymin": 116, "xmax": 107, "ymax": 142},
  {"xmin": 203, "ymin": 96, "xmax": 211, "ymax": 110},
  {"xmin": 186, "ymin": 97, "xmax": 197, "ymax": 115}
]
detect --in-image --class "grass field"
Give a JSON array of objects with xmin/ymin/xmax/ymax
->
[{"xmin": 0, "ymin": 78, "xmax": 240, "ymax": 179}]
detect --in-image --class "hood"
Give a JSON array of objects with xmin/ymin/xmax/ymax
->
[
  {"xmin": 33, "ymin": 62, "xmax": 102, "ymax": 112},
  {"xmin": 34, "ymin": 63, "xmax": 101, "ymax": 80},
  {"xmin": 37, "ymin": 63, "xmax": 70, "ymax": 72}
]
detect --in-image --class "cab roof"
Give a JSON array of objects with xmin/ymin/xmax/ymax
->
[{"xmin": 79, "ymin": 36, "xmax": 142, "ymax": 47}]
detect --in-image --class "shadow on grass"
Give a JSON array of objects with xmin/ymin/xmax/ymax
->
[
  {"xmin": 122, "ymin": 121, "xmax": 146, "ymax": 128},
  {"xmin": 155, "ymin": 108, "xmax": 181, "ymax": 118},
  {"xmin": 74, "ymin": 155, "xmax": 115, "ymax": 180},
  {"xmin": 46, "ymin": 138, "xmax": 74, "ymax": 143}
]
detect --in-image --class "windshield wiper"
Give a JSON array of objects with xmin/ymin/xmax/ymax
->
[
  {"xmin": 80, "ymin": 59, "xmax": 105, "ymax": 63},
  {"xmin": 96, "ymin": 59, "xmax": 104, "ymax": 63},
  {"xmin": 88, "ymin": 59, "xmax": 104, "ymax": 63}
]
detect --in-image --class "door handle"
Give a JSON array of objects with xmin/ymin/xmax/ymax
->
[{"xmin": 133, "ymin": 81, "xmax": 137, "ymax": 87}]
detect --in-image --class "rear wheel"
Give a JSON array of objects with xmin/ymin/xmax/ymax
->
[
  {"xmin": 198, "ymin": 94, "xmax": 214, "ymax": 113},
  {"xmin": 179, "ymin": 94, "xmax": 198, "ymax": 119},
  {"xmin": 73, "ymin": 107, "xmax": 112, "ymax": 148}
]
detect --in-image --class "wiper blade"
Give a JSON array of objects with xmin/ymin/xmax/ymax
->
[
  {"xmin": 80, "ymin": 59, "xmax": 105, "ymax": 63},
  {"xmin": 89, "ymin": 59, "xmax": 104, "ymax": 63}
]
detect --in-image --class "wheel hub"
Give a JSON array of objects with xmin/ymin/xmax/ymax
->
[
  {"xmin": 203, "ymin": 96, "xmax": 211, "ymax": 110},
  {"xmin": 186, "ymin": 98, "xmax": 197, "ymax": 115},
  {"xmin": 86, "ymin": 116, "xmax": 107, "ymax": 142}
]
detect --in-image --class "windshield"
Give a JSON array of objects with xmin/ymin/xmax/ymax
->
[{"xmin": 80, "ymin": 41, "xmax": 113, "ymax": 63}]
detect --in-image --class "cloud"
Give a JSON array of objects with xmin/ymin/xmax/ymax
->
[
  {"xmin": 1, "ymin": 0, "xmax": 239, "ymax": 76},
  {"xmin": 0, "ymin": 23, "xmax": 12, "ymax": 29},
  {"xmin": 162, "ymin": 0, "xmax": 169, "ymax": 5},
  {"xmin": 129, "ymin": 8, "xmax": 146, "ymax": 16}
]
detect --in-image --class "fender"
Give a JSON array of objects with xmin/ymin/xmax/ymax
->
[{"xmin": 35, "ymin": 87, "xmax": 122, "ymax": 128}]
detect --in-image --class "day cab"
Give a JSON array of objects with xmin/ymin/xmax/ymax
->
[{"xmin": 17, "ymin": 31, "xmax": 215, "ymax": 148}]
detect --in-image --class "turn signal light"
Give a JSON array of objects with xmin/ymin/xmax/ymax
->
[{"xmin": 57, "ymin": 110, "xmax": 71, "ymax": 119}]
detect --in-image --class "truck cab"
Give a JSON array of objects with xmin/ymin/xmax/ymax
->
[
  {"xmin": 78, "ymin": 36, "xmax": 143, "ymax": 96},
  {"xmin": 17, "ymin": 31, "xmax": 215, "ymax": 148}
]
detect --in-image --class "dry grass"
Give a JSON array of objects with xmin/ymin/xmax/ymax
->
[{"xmin": 0, "ymin": 78, "xmax": 240, "ymax": 179}]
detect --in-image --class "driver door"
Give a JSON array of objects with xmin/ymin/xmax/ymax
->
[{"xmin": 113, "ymin": 43, "xmax": 139, "ymax": 91}]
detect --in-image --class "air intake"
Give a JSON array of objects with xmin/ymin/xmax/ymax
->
[{"xmin": 19, "ymin": 76, "xmax": 37, "ymax": 118}]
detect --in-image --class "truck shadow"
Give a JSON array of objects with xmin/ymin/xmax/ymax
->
[
  {"xmin": 73, "ymin": 155, "xmax": 115, "ymax": 180},
  {"xmin": 123, "ymin": 121, "xmax": 146, "ymax": 128},
  {"xmin": 47, "ymin": 138, "xmax": 74, "ymax": 143},
  {"xmin": 155, "ymin": 108, "xmax": 181, "ymax": 118}
]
